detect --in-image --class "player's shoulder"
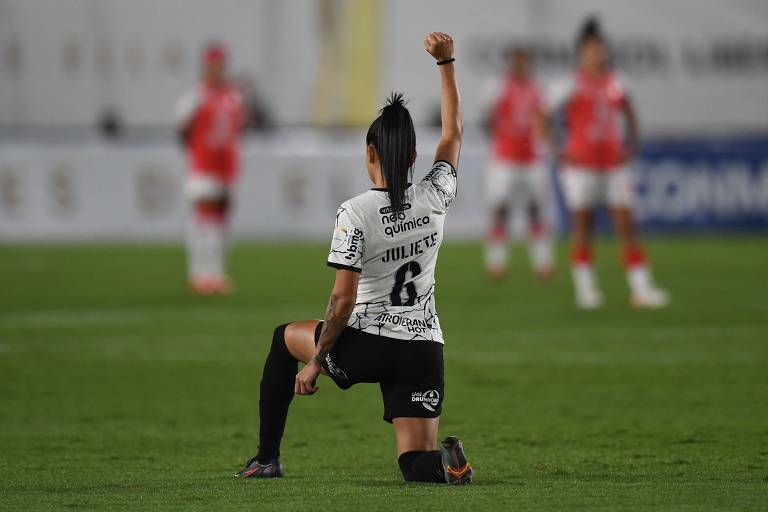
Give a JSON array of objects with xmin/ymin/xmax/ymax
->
[
  {"xmin": 607, "ymin": 71, "xmax": 631, "ymax": 97},
  {"xmin": 545, "ymin": 74, "xmax": 576, "ymax": 107},
  {"xmin": 338, "ymin": 189, "xmax": 379, "ymax": 219},
  {"xmin": 416, "ymin": 160, "xmax": 458, "ymax": 211}
]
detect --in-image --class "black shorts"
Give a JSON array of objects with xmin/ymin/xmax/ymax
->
[{"xmin": 314, "ymin": 323, "xmax": 444, "ymax": 423}]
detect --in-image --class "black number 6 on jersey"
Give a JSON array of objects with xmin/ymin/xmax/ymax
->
[{"xmin": 390, "ymin": 261, "xmax": 422, "ymax": 306}]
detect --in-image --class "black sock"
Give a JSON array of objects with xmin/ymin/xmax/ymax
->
[
  {"xmin": 398, "ymin": 450, "xmax": 445, "ymax": 483},
  {"xmin": 256, "ymin": 324, "xmax": 297, "ymax": 462}
]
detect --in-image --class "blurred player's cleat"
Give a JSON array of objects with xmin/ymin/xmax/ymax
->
[
  {"xmin": 631, "ymin": 287, "xmax": 670, "ymax": 309},
  {"xmin": 235, "ymin": 456, "xmax": 284, "ymax": 478},
  {"xmin": 189, "ymin": 275, "xmax": 233, "ymax": 296},
  {"xmin": 209, "ymin": 275, "xmax": 234, "ymax": 295},
  {"xmin": 440, "ymin": 436, "xmax": 473, "ymax": 485},
  {"xmin": 575, "ymin": 287, "xmax": 603, "ymax": 310},
  {"xmin": 486, "ymin": 265, "xmax": 507, "ymax": 282},
  {"xmin": 534, "ymin": 265, "xmax": 555, "ymax": 281}
]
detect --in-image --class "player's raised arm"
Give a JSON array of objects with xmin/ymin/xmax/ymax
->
[
  {"xmin": 622, "ymin": 97, "xmax": 639, "ymax": 162},
  {"xmin": 425, "ymin": 32, "xmax": 462, "ymax": 169}
]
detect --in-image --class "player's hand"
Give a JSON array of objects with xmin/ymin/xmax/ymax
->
[
  {"xmin": 295, "ymin": 360, "xmax": 321, "ymax": 395},
  {"xmin": 424, "ymin": 32, "xmax": 454, "ymax": 62}
]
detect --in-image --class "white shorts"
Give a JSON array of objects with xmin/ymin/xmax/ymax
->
[
  {"xmin": 485, "ymin": 160, "xmax": 550, "ymax": 208},
  {"xmin": 560, "ymin": 166, "xmax": 634, "ymax": 210},
  {"xmin": 186, "ymin": 173, "xmax": 229, "ymax": 202}
]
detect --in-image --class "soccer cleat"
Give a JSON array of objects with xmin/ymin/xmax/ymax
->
[
  {"xmin": 533, "ymin": 265, "xmax": 555, "ymax": 281},
  {"xmin": 575, "ymin": 288, "xmax": 604, "ymax": 310},
  {"xmin": 235, "ymin": 456, "xmax": 284, "ymax": 478},
  {"xmin": 440, "ymin": 436, "xmax": 473, "ymax": 485},
  {"xmin": 631, "ymin": 287, "xmax": 670, "ymax": 309},
  {"xmin": 189, "ymin": 275, "xmax": 234, "ymax": 296}
]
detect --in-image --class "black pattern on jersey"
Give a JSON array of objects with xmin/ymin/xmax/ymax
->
[
  {"xmin": 422, "ymin": 161, "xmax": 457, "ymax": 210},
  {"xmin": 348, "ymin": 282, "xmax": 439, "ymax": 341},
  {"xmin": 328, "ymin": 206, "xmax": 363, "ymax": 269}
]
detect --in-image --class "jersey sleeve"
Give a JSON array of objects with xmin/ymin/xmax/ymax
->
[
  {"xmin": 610, "ymin": 73, "xmax": 632, "ymax": 106},
  {"xmin": 420, "ymin": 160, "xmax": 458, "ymax": 213},
  {"xmin": 327, "ymin": 203, "xmax": 365, "ymax": 272},
  {"xmin": 175, "ymin": 89, "xmax": 200, "ymax": 127},
  {"xmin": 545, "ymin": 77, "xmax": 574, "ymax": 113}
]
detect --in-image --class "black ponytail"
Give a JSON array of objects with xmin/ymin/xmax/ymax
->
[
  {"xmin": 366, "ymin": 92, "xmax": 416, "ymax": 211},
  {"xmin": 576, "ymin": 16, "xmax": 603, "ymax": 48}
]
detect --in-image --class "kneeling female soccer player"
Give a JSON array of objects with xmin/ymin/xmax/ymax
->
[{"xmin": 236, "ymin": 32, "xmax": 472, "ymax": 484}]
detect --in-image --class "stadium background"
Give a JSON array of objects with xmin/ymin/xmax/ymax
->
[
  {"xmin": 1, "ymin": 0, "xmax": 767, "ymax": 240},
  {"xmin": 1, "ymin": 1, "xmax": 767, "ymax": 510}
]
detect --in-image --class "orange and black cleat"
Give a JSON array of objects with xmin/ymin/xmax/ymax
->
[
  {"xmin": 235, "ymin": 456, "xmax": 284, "ymax": 479},
  {"xmin": 440, "ymin": 436, "xmax": 473, "ymax": 485}
]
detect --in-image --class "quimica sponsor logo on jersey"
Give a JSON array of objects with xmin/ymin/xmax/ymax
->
[
  {"xmin": 411, "ymin": 390, "xmax": 440, "ymax": 412},
  {"xmin": 379, "ymin": 202, "xmax": 429, "ymax": 237},
  {"xmin": 382, "ymin": 214, "xmax": 430, "ymax": 238}
]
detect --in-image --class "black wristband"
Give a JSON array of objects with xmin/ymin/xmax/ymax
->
[{"xmin": 436, "ymin": 58, "xmax": 455, "ymax": 66}]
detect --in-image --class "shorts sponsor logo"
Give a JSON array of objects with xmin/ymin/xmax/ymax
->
[
  {"xmin": 411, "ymin": 389, "xmax": 440, "ymax": 412},
  {"xmin": 324, "ymin": 354, "xmax": 348, "ymax": 380}
]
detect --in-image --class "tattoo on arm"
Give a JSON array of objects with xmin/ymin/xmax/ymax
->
[{"xmin": 313, "ymin": 293, "xmax": 352, "ymax": 365}]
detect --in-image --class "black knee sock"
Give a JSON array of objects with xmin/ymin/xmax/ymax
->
[
  {"xmin": 398, "ymin": 450, "xmax": 445, "ymax": 483},
  {"xmin": 256, "ymin": 324, "xmax": 297, "ymax": 462}
]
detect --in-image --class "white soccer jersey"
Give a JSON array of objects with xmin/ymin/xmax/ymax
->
[{"xmin": 327, "ymin": 160, "xmax": 457, "ymax": 343}]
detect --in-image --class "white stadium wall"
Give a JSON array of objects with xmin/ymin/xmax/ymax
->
[
  {"xmin": 2, "ymin": 136, "xmax": 767, "ymax": 242},
  {"xmin": 0, "ymin": 0, "xmax": 767, "ymax": 132},
  {"xmin": 1, "ymin": 0, "xmax": 767, "ymax": 242},
  {"xmin": 0, "ymin": 136, "xmax": 510, "ymax": 242}
]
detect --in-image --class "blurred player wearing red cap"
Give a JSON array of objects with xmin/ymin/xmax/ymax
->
[
  {"xmin": 546, "ymin": 19, "xmax": 668, "ymax": 309},
  {"xmin": 176, "ymin": 43, "xmax": 244, "ymax": 295},
  {"xmin": 484, "ymin": 48, "xmax": 554, "ymax": 281}
]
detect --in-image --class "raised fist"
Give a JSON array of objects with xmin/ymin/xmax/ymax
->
[{"xmin": 424, "ymin": 32, "xmax": 454, "ymax": 62}]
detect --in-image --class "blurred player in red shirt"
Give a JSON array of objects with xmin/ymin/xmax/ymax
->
[
  {"xmin": 485, "ymin": 47, "xmax": 554, "ymax": 280},
  {"xmin": 547, "ymin": 18, "xmax": 668, "ymax": 309},
  {"xmin": 176, "ymin": 43, "xmax": 244, "ymax": 295}
]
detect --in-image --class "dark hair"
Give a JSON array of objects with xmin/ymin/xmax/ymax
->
[
  {"xmin": 576, "ymin": 16, "xmax": 603, "ymax": 49},
  {"xmin": 366, "ymin": 92, "xmax": 416, "ymax": 211}
]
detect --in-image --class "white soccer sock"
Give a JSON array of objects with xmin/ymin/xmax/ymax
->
[
  {"xmin": 627, "ymin": 264, "xmax": 653, "ymax": 296},
  {"xmin": 208, "ymin": 220, "xmax": 227, "ymax": 278},
  {"xmin": 198, "ymin": 221, "xmax": 227, "ymax": 279},
  {"xmin": 186, "ymin": 217, "xmax": 206, "ymax": 281},
  {"xmin": 485, "ymin": 237, "xmax": 509, "ymax": 272},
  {"xmin": 529, "ymin": 236, "xmax": 554, "ymax": 272},
  {"xmin": 572, "ymin": 263, "xmax": 598, "ymax": 295}
]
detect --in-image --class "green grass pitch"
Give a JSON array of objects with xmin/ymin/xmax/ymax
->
[{"xmin": 1, "ymin": 237, "xmax": 767, "ymax": 511}]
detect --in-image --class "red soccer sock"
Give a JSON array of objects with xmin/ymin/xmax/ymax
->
[
  {"xmin": 622, "ymin": 245, "xmax": 647, "ymax": 270},
  {"xmin": 530, "ymin": 222, "xmax": 547, "ymax": 240},
  {"xmin": 488, "ymin": 221, "xmax": 507, "ymax": 243},
  {"xmin": 195, "ymin": 202, "xmax": 227, "ymax": 223},
  {"xmin": 571, "ymin": 243, "xmax": 593, "ymax": 267}
]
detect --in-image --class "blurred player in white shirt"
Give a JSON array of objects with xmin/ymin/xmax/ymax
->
[
  {"xmin": 546, "ymin": 19, "xmax": 668, "ymax": 309},
  {"xmin": 485, "ymin": 48, "xmax": 554, "ymax": 280},
  {"xmin": 176, "ymin": 44, "xmax": 244, "ymax": 295}
]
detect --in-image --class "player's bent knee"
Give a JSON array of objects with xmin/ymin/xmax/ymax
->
[{"xmin": 270, "ymin": 324, "xmax": 292, "ymax": 359}]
